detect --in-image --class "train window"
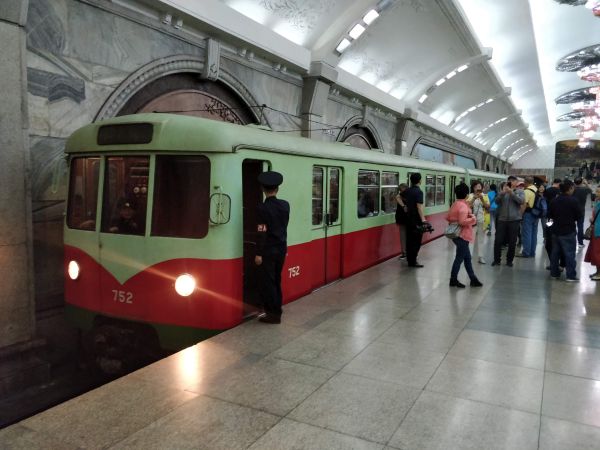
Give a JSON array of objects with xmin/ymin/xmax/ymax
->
[
  {"xmin": 67, "ymin": 157, "xmax": 100, "ymax": 231},
  {"xmin": 312, "ymin": 167, "xmax": 324, "ymax": 226},
  {"xmin": 101, "ymin": 156, "xmax": 149, "ymax": 236},
  {"xmin": 435, "ymin": 175, "xmax": 446, "ymax": 206},
  {"xmin": 329, "ymin": 168, "xmax": 340, "ymax": 223},
  {"xmin": 381, "ymin": 172, "xmax": 399, "ymax": 214},
  {"xmin": 425, "ymin": 175, "xmax": 435, "ymax": 207},
  {"xmin": 152, "ymin": 156, "xmax": 210, "ymax": 239},
  {"xmin": 357, "ymin": 170, "xmax": 380, "ymax": 218}
]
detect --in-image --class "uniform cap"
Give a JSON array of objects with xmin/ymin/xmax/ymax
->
[{"xmin": 258, "ymin": 171, "xmax": 283, "ymax": 187}]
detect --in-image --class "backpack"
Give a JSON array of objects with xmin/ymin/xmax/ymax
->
[{"xmin": 527, "ymin": 188, "xmax": 546, "ymax": 217}]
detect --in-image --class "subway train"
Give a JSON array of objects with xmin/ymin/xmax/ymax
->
[{"xmin": 63, "ymin": 113, "xmax": 504, "ymax": 369}]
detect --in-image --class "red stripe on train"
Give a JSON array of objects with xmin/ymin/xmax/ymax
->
[{"xmin": 64, "ymin": 211, "xmax": 447, "ymax": 329}]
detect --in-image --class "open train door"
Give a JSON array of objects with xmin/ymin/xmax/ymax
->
[
  {"xmin": 242, "ymin": 159, "xmax": 268, "ymax": 316},
  {"xmin": 311, "ymin": 166, "xmax": 343, "ymax": 286}
]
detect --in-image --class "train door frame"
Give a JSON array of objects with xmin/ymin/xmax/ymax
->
[
  {"xmin": 241, "ymin": 159, "xmax": 269, "ymax": 316},
  {"xmin": 311, "ymin": 165, "xmax": 344, "ymax": 286},
  {"xmin": 450, "ymin": 175, "xmax": 457, "ymax": 204}
]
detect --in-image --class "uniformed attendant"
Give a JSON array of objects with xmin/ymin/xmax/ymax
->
[{"xmin": 255, "ymin": 171, "xmax": 290, "ymax": 324}]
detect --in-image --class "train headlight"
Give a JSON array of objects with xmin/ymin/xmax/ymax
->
[
  {"xmin": 68, "ymin": 260, "xmax": 80, "ymax": 280},
  {"xmin": 175, "ymin": 274, "xmax": 196, "ymax": 297}
]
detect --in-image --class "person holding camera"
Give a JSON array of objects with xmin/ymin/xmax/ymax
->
[
  {"xmin": 492, "ymin": 176, "xmax": 525, "ymax": 267},
  {"xmin": 404, "ymin": 173, "xmax": 428, "ymax": 268},
  {"xmin": 466, "ymin": 180, "xmax": 490, "ymax": 264}
]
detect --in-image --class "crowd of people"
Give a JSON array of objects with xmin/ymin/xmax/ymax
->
[{"xmin": 395, "ymin": 173, "xmax": 600, "ymax": 287}]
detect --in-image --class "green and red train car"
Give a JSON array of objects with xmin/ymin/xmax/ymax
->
[{"xmin": 63, "ymin": 114, "xmax": 504, "ymax": 355}]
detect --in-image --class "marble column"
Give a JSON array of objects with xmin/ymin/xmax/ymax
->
[{"xmin": 0, "ymin": 0, "xmax": 35, "ymax": 348}]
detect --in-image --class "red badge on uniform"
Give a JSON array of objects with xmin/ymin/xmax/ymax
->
[{"xmin": 257, "ymin": 224, "xmax": 267, "ymax": 232}]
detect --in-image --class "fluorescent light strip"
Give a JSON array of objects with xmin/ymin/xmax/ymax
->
[
  {"xmin": 349, "ymin": 23, "xmax": 366, "ymax": 39},
  {"xmin": 418, "ymin": 94, "xmax": 428, "ymax": 103},
  {"xmin": 363, "ymin": 9, "xmax": 379, "ymax": 25},
  {"xmin": 336, "ymin": 38, "xmax": 351, "ymax": 53},
  {"xmin": 453, "ymin": 98, "xmax": 494, "ymax": 125}
]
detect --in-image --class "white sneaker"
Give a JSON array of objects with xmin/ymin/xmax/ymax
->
[{"xmin": 478, "ymin": 257, "xmax": 486, "ymax": 264}]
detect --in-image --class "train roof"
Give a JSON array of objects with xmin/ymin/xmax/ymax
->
[
  {"xmin": 467, "ymin": 168, "xmax": 506, "ymax": 180},
  {"xmin": 65, "ymin": 113, "xmax": 493, "ymax": 176}
]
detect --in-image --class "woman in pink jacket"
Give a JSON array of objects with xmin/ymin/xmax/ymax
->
[{"xmin": 446, "ymin": 183, "xmax": 483, "ymax": 288}]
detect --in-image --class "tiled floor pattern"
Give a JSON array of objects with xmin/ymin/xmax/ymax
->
[{"xmin": 2, "ymin": 236, "xmax": 600, "ymax": 449}]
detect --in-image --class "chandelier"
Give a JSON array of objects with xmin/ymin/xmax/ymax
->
[{"xmin": 553, "ymin": 0, "xmax": 600, "ymax": 16}]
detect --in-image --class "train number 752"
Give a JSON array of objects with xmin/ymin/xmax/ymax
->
[
  {"xmin": 288, "ymin": 266, "xmax": 301, "ymax": 278},
  {"xmin": 112, "ymin": 289, "xmax": 133, "ymax": 304}
]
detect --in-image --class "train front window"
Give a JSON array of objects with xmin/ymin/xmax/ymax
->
[
  {"xmin": 67, "ymin": 157, "xmax": 100, "ymax": 231},
  {"xmin": 152, "ymin": 156, "xmax": 210, "ymax": 239},
  {"xmin": 101, "ymin": 157, "xmax": 149, "ymax": 236}
]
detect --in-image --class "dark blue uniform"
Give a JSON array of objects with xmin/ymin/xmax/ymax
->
[{"xmin": 256, "ymin": 172, "xmax": 289, "ymax": 321}]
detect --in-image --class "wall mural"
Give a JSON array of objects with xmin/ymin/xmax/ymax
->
[{"xmin": 555, "ymin": 140, "xmax": 600, "ymax": 181}]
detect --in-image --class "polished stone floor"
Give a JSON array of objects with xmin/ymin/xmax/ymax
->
[{"xmin": 2, "ymin": 234, "xmax": 600, "ymax": 449}]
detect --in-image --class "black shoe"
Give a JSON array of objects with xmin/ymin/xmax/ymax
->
[
  {"xmin": 491, "ymin": 261, "xmax": 501, "ymax": 266},
  {"xmin": 470, "ymin": 278, "xmax": 483, "ymax": 287},
  {"xmin": 258, "ymin": 314, "xmax": 281, "ymax": 324},
  {"xmin": 408, "ymin": 264, "xmax": 424, "ymax": 268},
  {"xmin": 449, "ymin": 279, "xmax": 466, "ymax": 288},
  {"xmin": 506, "ymin": 262, "xmax": 513, "ymax": 267}
]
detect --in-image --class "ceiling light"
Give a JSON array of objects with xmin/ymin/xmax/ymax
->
[
  {"xmin": 435, "ymin": 78, "xmax": 446, "ymax": 86},
  {"xmin": 418, "ymin": 94, "xmax": 428, "ymax": 103},
  {"xmin": 349, "ymin": 24, "xmax": 366, "ymax": 39},
  {"xmin": 457, "ymin": 64, "xmax": 469, "ymax": 72},
  {"xmin": 485, "ymin": 98, "xmax": 494, "ymax": 104},
  {"xmin": 363, "ymin": 9, "xmax": 379, "ymax": 25},
  {"xmin": 336, "ymin": 38, "xmax": 351, "ymax": 53},
  {"xmin": 446, "ymin": 70, "xmax": 457, "ymax": 79}
]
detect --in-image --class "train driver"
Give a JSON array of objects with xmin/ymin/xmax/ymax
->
[{"xmin": 254, "ymin": 171, "xmax": 290, "ymax": 324}]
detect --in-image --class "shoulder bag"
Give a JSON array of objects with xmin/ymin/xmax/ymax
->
[{"xmin": 444, "ymin": 223, "xmax": 461, "ymax": 239}]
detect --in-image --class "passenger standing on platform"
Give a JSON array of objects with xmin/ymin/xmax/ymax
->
[
  {"xmin": 255, "ymin": 171, "xmax": 290, "ymax": 324},
  {"xmin": 466, "ymin": 180, "xmax": 490, "ymax": 264},
  {"xmin": 395, "ymin": 183, "xmax": 409, "ymax": 259},
  {"xmin": 405, "ymin": 173, "xmax": 426, "ymax": 268},
  {"xmin": 543, "ymin": 178, "xmax": 562, "ymax": 269},
  {"xmin": 548, "ymin": 180, "xmax": 582, "ymax": 282},
  {"xmin": 573, "ymin": 177, "xmax": 592, "ymax": 247},
  {"xmin": 584, "ymin": 186, "xmax": 600, "ymax": 281},
  {"xmin": 492, "ymin": 176, "xmax": 524, "ymax": 267},
  {"xmin": 487, "ymin": 184, "xmax": 498, "ymax": 236},
  {"xmin": 517, "ymin": 177, "xmax": 538, "ymax": 258},
  {"xmin": 446, "ymin": 183, "xmax": 483, "ymax": 288}
]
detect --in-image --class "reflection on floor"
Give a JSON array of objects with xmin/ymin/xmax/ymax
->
[{"xmin": 2, "ymin": 235, "xmax": 600, "ymax": 449}]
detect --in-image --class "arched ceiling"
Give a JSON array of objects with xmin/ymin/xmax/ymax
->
[{"xmin": 151, "ymin": 0, "xmax": 600, "ymax": 167}]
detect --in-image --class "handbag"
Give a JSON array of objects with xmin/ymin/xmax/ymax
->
[
  {"xmin": 444, "ymin": 223, "xmax": 461, "ymax": 239},
  {"xmin": 584, "ymin": 212, "xmax": 598, "ymax": 240}
]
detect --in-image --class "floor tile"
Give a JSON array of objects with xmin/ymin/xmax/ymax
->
[
  {"xmin": 542, "ymin": 372, "xmax": 600, "ymax": 428},
  {"xmin": 389, "ymin": 391, "xmax": 539, "ymax": 450},
  {"xmin": 402, "ymin": 303, "xmax": 476, "ymax": 329},
  {"xmin": 546, "ymin": 319, "xmax": 600, "ymax": 349},
  {"xmin": 539, "ymin": 416, "xmax": 600, "ymax": 450},
  {"xmin": 288, "ymin": 372, "xmax": 420, "ymax": 444},
  {"xmin": 206, "ymin": 319, "xmax": 307, "ymax": 355},
  {"xmin": 312, "ymin": 310, "xmax": 398, "ymax": 341},
  {"xmin": 271, "ymin": 328, "xmax": 371, "ymax": 371},
  {"xmin": 111, "ymin": 395, "xmax": 280, "ymax": 450},
  {"xmin": 426, "ymin": 355, "xmax": 543, "ymax": 413},
  {"xmin": 194, "ymin": 357, "xmax": 334, "ymax": 416},
  {"xmin": 247, "ymin": 419, "xmax": 384, "ymax": 450},
  {"xmin": 449, "ymin": 329, "xmax": 546, "ymax": 370},
  {"xmin": 0, "ymin": 424, "xmax": 78, "ymax": 450},
  {"xmin": 546, "ymin": 342, "xmax": 600, "ymax": 380},
  {"xmin": 466, "ymin": 309, "xmax": 548, "ymax": 340},
  {"xmin": 376, "ymin": 319, "xmax": 462, "ymax": 353},
  {"xmin": 343, "ymin": 341, "xmax": 445, "ymax": 389},
  {"xmin": 22, "ymin": 377, "xmax": 197, "ymax": 448}
]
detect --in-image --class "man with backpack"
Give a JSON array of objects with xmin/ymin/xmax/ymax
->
[{"xmin": 517, "ymin": 176, "xmax": 539, "ymax": 258}]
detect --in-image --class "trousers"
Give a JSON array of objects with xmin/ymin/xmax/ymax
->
[{"xmin": 257, "ymin": 247, "xmax": 286, "ymax": 317}]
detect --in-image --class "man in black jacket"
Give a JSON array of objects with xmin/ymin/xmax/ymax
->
[{"xmin": 547, "ymin": 180, "xmax": 583, "ymax": 281}]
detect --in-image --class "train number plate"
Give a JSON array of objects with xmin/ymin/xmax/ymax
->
[
  {"xmin": 112, "ymin": 289, "xmax": 133, "ymax": 304},
  {"xmin": 288, "ymin": 266, "xmax": 301, "ymax": 278}
]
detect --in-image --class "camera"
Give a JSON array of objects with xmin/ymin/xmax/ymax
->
[{"xmin": 417, "ymin": 221, "xmax": 434, "ymax": 233}]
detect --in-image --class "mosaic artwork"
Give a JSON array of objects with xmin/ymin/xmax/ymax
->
[{"xmin": 554, "ymin": 140, "xmax": 600, "ymax": 181}]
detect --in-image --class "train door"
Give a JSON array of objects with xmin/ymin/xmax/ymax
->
[
  {"xmin": 450, "ymin": 175, "xmax": 457, "ymax": 204},
  {"xmin": 242, "ymin": 159, "xmax": 268, "ymax": 315},
  {"xmin": 312, "ymin": 166, "xmax": 343, "ymax": 285}
]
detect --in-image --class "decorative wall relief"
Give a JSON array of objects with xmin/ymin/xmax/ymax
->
[
  {"xmin": 27, "ymin": 68, "xmax": 85, "ymax": 103},
  {"xmin": 258, "ymin": 0, "xmax": 335, "ymax": 31}
]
